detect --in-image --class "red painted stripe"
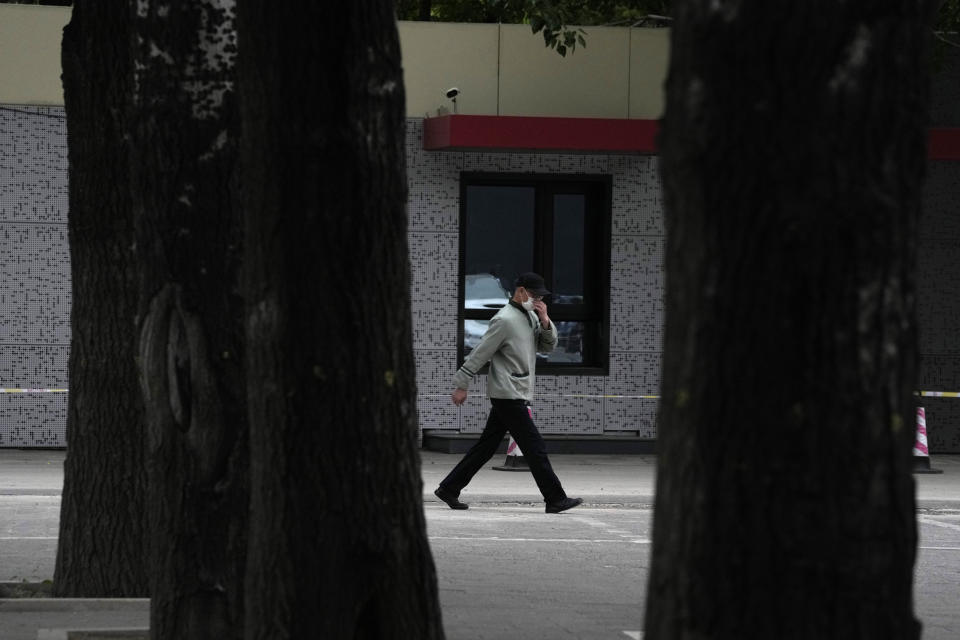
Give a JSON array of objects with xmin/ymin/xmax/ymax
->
[
  {"xmin": 423, "ymin": 115, "xmax": 658, "ymax": 153},
  {"xmin": 423, "ymin": 115, "xmax": 960, "ymax": 160},
  {"xmin": 930, "ymin": 128, "xmax": 960, "ymax": 160}
]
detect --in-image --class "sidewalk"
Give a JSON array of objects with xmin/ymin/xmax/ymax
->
[
  {"xmin": 420, "ymin": 450, "xmax": 656, "ymax": 506},
  {"xmin": 3, "ymin": 449, "xmax": 959, "ymax": 506},
  {"xmin": 1, "ymin": 449, "xmax": 959, "ymax": 640}
]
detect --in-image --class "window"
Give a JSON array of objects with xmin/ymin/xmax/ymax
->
[{"xmin": 459, "ymin": 173, "xmax": 610, "ymax": 374}]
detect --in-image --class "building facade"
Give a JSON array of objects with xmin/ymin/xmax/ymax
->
[{"xmin": 1, "ymin": 6, "xmax": 959, "ymax": 451}]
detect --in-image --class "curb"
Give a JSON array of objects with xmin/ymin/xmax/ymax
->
[
  {"xmin": 0, "ymin": 490, "xmax": 62, "ymax": 496},
  {"xmin": 6, "ymin": 493, "xmax": 957, "ymax": 509},
  {"xmin": 38, "ymin": 629, "xmax": 148, "ymax": 640},
  {"xmin": 422, "ymin": 494, "xmax": 960, "ymax": 510},
  {"xmin": 0, "ymin": 598, "xmax": 149, "ymax": 612},
  {"xmin": 424, "ymin": 493, "xmax": 654, "ymax": 507},
  {"xmin": 917, "ymin": 500, "xmax": 960, "ymax": 511}
]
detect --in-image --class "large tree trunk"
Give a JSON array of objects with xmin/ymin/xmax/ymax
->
[
  {"xmin": 419, "ymin": 0, "xmax": 432, "ymax": 21},
  {"xmin": 645, "ymin": 2, "xmax": 933, "ymax": 639},
  {"xmin": 54, "ymin": 0, "xmax": 149, "ymax": 598},
  {"xmin": 129, "ymin": 2, "xmax": 247, "ymax": 638},
  {"xmin": 237, "ymin": 1, "xmax": 444, "ymax": 637}
]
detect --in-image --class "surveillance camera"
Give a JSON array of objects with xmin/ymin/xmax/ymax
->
[{"xmin": 445, "ymin": 87, "xmax": 460, "ymax": 99}]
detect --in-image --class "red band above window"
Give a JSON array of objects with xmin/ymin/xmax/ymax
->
[
  {"xmin": 929, "ymin": 127, "xmax": 960, "ymax": 160},
  {"xmin": 423, "ymin": 115, "xmax": 658, "ymax": 154},
  {"xmin": 423, "ymin": 115, "xmax": 960, "ymax": 160}
]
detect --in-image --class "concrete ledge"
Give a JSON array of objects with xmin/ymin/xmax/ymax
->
[
  {"xmin": 427, "ymin": 493, "xmax": 653, "ymax": 508},
  {"xmin": 422, "ymin": 431, "xmax": 655, "ymax": 454},
  {"xmin": 0, "ymin": 489, "xmax": 62, "ymax": 496},
  {"xmin": 0, "ymin": 598, "xmax": 149, "ymax": 612},
  {"xmin": 38, "ymin": 629, "xmax": 148, "ymax": 640}
]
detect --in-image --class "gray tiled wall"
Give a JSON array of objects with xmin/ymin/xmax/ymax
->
[
  {"xmin": 406, "ymin": 119, "xmax": 662, "ymax": 438},
  {"xmin": 0, "ymin": 105, "xmax": 69, "ymax": 447},
  {"xmin": 3, "ymin": 106, "xmax": 959, "ymax": 451},
  {"xmin": 919, "ymin": 160, "xmax": 960, "ymax": 452}
]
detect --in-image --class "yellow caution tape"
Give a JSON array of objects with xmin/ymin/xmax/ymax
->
[
  {"xmin": 541, "ymin": 394, "xmax": 661, "ymax": 399},
  {"xmin": 3, "ymin": 389, "xmax": 955, "ymax": 400},
  {"xmin": 422, "ymin": 393, "xmax": 659, "ymax": 399}
]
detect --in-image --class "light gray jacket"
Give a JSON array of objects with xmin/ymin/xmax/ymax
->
[{"xmin": 453, "ymin": 300, "xmax": 557, "ymax": 401}]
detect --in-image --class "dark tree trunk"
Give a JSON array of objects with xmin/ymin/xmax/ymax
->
[
  {"xmin": 128, "ymin": 2, "xmax": 247, "ymax": 638},
  {"xmin": 237, "ymin": 1, "xmax": 444, "ymax": 638},
  {"xmin": 54, "ymin": 0, "xmax": 149, "ymax": 598},
  {"xmin": 646, "ymin": 2, "xmax": 933, "ymax": 639},
  {"xmin": 419, "ymin": 0, "xmax": 432, "ymax": 21}
]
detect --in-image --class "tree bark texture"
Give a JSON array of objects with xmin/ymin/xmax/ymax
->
[
  {"xmin": 646, "ymin": 2, "xmax": 933, "ymax": 639},
  {"xmin": 54, "ymin": 0, "xmax": 149, "ymax": 598},
  {"xmin": 129, "ymin": 2, "xmax": 247, "ymax": 638},
  {"xmin": 419, "ymin": 0, "xmax": 432, "ymax": 21},
  {"xmin": 237, "ymin": 1, "xmax": 445, "ymax": 638}
]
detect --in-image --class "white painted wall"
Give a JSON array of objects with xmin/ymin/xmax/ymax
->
[
  {"xmin": 0, "ymin": 5, "xmax": 70, "ymax": 105},
  {"xmin": 401, "ymin": 22, "xmax": 668, "ymax": 119},
  {"xmin": 0, "ymin": 5, "xmax": 670, "ymax": 119},
  {"xmin": 400, "ymin": 21, "xmax": 501, "ymax": 118}
]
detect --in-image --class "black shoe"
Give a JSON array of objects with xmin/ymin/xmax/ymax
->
[
  {"xmin": 545, "ymin": 497, "xmax": 583, "ymax": 514},
  {"xmin": 434, "ymin": 487, "xmax": 469, "ymax": 510}
]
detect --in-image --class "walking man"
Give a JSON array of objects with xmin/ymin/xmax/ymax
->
[{"xmin": 434, "ymin": 272, "xmax": 583, "ymax": 514}]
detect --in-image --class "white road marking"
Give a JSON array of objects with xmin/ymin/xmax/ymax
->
[
  {"xmin": 431, "ymin": 535, "xmax": 651, "ymax": 544},
  {"xmin": 919, "ymin": 546, "xmax": 960, "ymax": 551},
  {"xmin": 4, "ymin": 534, "xmax": 945, "ymax": 549},
  {"xmin": 568, "ymin": 515, "xmax": 611, "ymax": 528},
  {"xmin": 566, "ymin": 516, "xmax": 645, "ymax": 543},
  {"xmin": 622, "ymin": 632, "xmax": 642, "ymax": 639},
  {"xmin": 919, "ymin": 515, "xmax": 960, "ymax": 534}
]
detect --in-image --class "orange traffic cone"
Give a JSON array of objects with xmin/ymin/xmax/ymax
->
[
  {"xmin": 492, "ymin": 435, "xmax": 529, "ymax": 471},
  {"xmin": 913, "ymin": 407, "xmax": 943, "ymax": 474},
  {"xmin": 493, "ymin": 405, "xmax": 535, "ymax": 471}
]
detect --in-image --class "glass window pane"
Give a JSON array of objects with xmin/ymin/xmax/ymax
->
[
  {"xmin": 543, "ymin": 320, "xmax": 586, "ymax": 364},
  {"xmin": 463, "ymin": 319, "xmax": 491, "ymax": 356},
  {"xmin": 470, "ymin": 319, "xmax": 589, "ymax": 364},
  {"xmin": 464, "ymin": 274, "xmax": 509, "ymax": 311},
  {"xmin": 464, "ymin": 185, "xmax": 534, "ymax": 308},
  {"xmin": 553, "ymin": 194, "xmax": 585, "ymax": 304}
]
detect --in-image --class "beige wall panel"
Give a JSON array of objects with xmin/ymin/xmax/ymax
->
[
  {"xmin": 498, "ymin": 24, "xmax": 630, "ymax": 118},
  {"xmin": 399, "ymin": 21, "xmax": 499, "ymax": 118},
  {"xmin": 629, "ymin": 28, "xmax": 669, "ymax": 119},
  {"xmin": 0, "ymin": 5, "xmax": 69, "ymax": 105},
  {"xmin": 0, "ymin": 12, "xmax": 667, "ymax": 116}
]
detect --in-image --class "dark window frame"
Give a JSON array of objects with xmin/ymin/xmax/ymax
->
[{"xmin": 457, "ymin": 172, "xmax": 612, "ymax": 376}]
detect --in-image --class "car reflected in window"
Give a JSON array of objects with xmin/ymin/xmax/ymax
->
[
  {"xmin": 460, "ymin": 174, "xmax": 609, "ymax": 373},
  {"xmin": 463, "ymin": 273, "xmax": 510, "ymax": 354}
]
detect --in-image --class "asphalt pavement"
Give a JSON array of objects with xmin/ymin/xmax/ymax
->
[{"xmin": 1, "ymin": 449, "xmax": 959, "ymax": 639}]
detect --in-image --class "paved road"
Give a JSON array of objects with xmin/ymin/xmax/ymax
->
[
  {"xmin": 429, "ymin": 504, "xmax": 960, "ymax": 640},
  {"xmin": 429, "ymin": 504, "xmax": 647, "ymax": 639},
  {"xmin": 916, "ymin": 510, "xmax": 960, "ymax": 640},
  {"xmin": 4, "ymin": 498, "xmax": 960, "ymax": 639},
  {"xmin": 1, "ymin": 495, "xmax": 59, "ymax": 584}
]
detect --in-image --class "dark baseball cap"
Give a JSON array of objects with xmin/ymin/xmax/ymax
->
[{"xmin": 514, "ymin": 272, "xmax": 550, "ymax": 296}]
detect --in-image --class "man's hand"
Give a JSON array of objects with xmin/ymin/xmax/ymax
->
[
  {"xmin": 452, "ymin": 388, "xmax": 468, "ymax": 406},
  {"xmin": 532, "ymin": 300, "xmax": 551, "ymax": 329}
]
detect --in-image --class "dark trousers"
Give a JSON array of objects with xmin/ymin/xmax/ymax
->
[{"xmin": 439, "ymin": 398, "xmax": 567, "ymax": 504}]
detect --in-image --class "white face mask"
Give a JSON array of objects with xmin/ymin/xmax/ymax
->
[{"xmin": 521, "ymin": 291, "xmax": 535, "ymax": 311}]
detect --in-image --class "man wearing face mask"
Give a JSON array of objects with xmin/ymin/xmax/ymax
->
[{"xmin": 433, "ymin": 272, "xmax": 583, "ymax": 514}]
